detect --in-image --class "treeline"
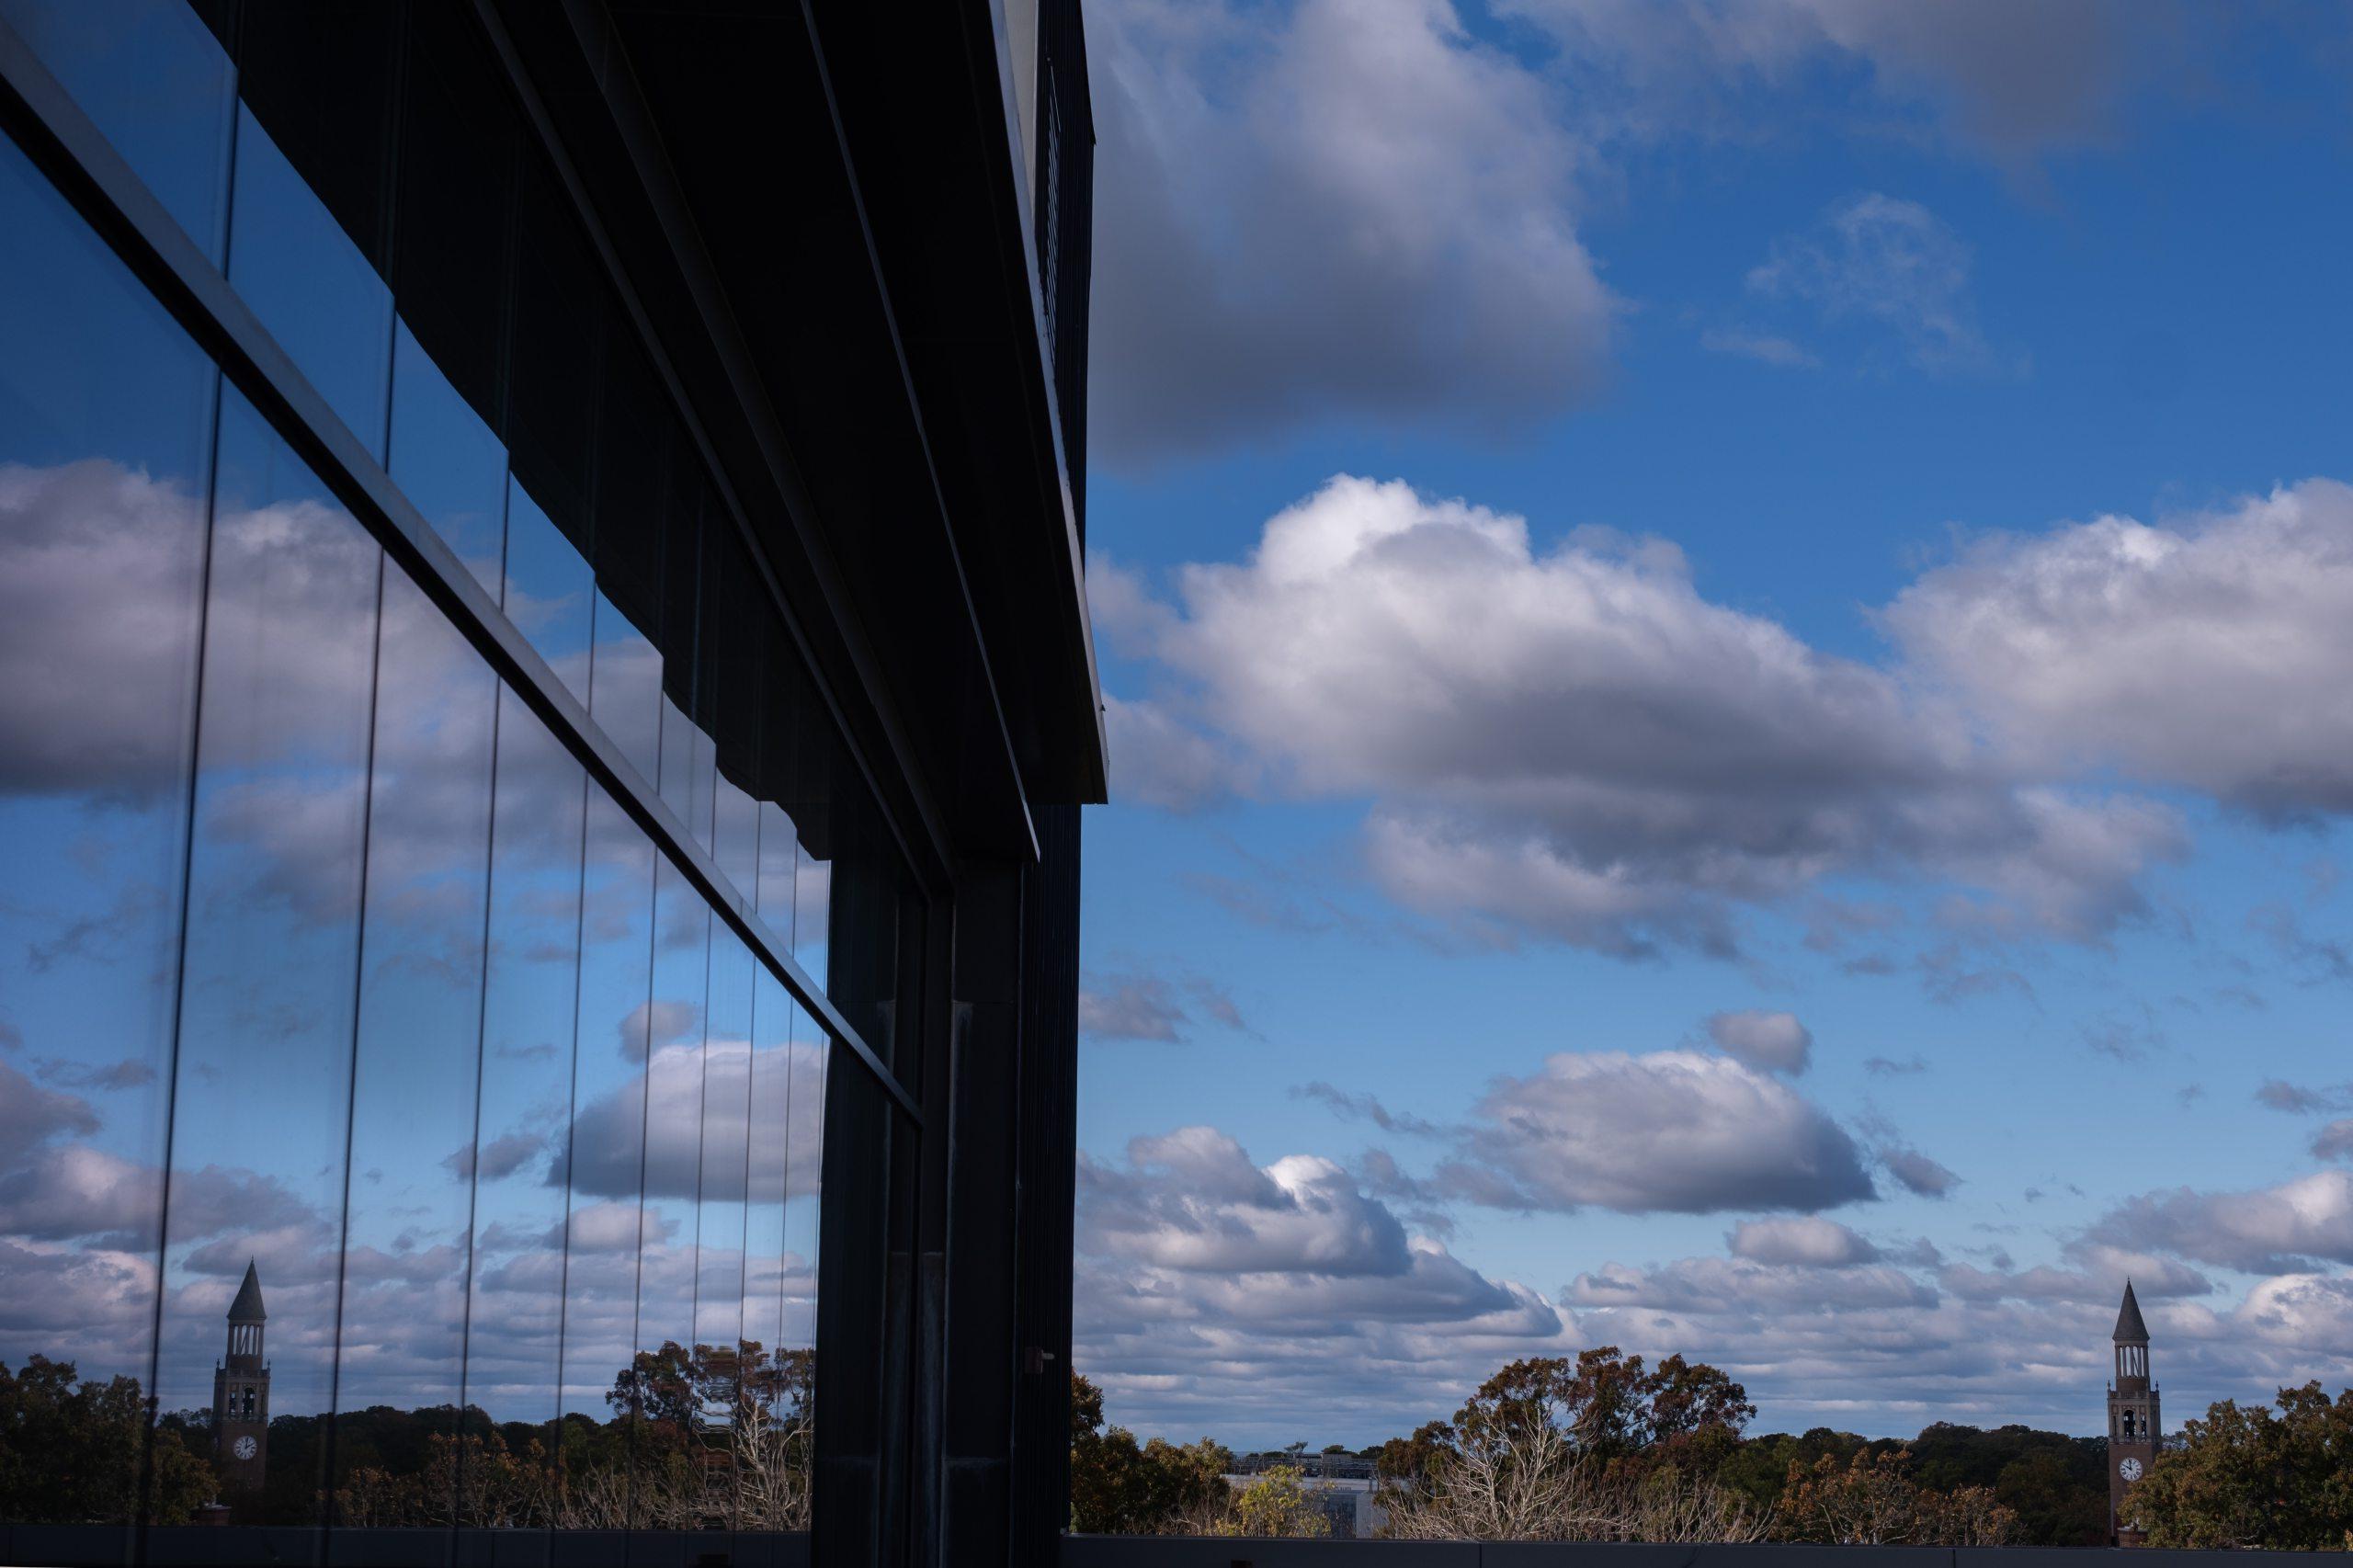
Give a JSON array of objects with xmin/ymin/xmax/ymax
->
[
  {"xmin": 1070, "ymin": 1348, "xmax": 2114, "ymax": 1544},
  {"xmin": 2, "ymin": 1341, "xmax": 812, "ymax": 1532}
]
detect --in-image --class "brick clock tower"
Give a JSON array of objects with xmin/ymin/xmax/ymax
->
[
  {"xmin": 211, "ymin": 1261, "xmax": 269, "ymax": 1494},
  {"xmin": 2107, "ymin": 1280, "xmax": 2159, "ymax": 1547}
]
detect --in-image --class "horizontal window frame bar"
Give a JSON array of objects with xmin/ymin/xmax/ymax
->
[{"xmin": 0, "ymin": 15, "xmax": 920, "ymax": 1126}]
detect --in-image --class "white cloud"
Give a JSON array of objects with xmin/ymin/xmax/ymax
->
[
  {"xmin": 1891, "ymin": 480, "xmax": 2353, "ymax": 823},
  {"xmin": 1074, "ymin": 1124, "xmax": 1567, "ymax": 1443},
  {"xmin": 1728, "ymin": 1215, "xmax": 1878, "ymax": 1267},
  {"xmin": 1117, "ymin": 474, "xmax": 2185, "ymax": 959},
  {"xmin": 1436, "ymin": 1050, "xmax": 1877, "ymax": 1215},
  {"xmin": 1089, "ymin": 0, "xmax": 1613, "ymax": 460},
  {"xmin": 1705, "ymin": 1009, "xmax": 1813, "ymax": 1075},
  {"xmin": 2091, "ymin": 1171, "xmax": 2353, "ymax": 1276}
]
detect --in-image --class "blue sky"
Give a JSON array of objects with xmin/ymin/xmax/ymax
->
[{"xmin": 1072, "ymin": 0, "xmax": 2353, "ymax": 1449}]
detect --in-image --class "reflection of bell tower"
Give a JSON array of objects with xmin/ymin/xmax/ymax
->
[
  {"xmin": 2107, "ymin": 1280, "xmax": 2159, "ymax": 1547},
  {"xmin": 211, "ymin": 1260, "xmax": 269, "ymax": 1494}
]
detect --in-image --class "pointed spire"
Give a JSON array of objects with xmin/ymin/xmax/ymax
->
[
  {"xmin": 2112, "ymin": 1278, "xmax": 2148, "ymax": 1343},
  {"xmin": 228, "ymin": 1259, "xmax": 267, "ymax": 1324}
]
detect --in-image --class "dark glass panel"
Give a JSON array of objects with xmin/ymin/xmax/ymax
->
[
  {"xmin": 554, "ymin": 790, "xmax": 657, "ymax": 1527},
  {"xmin": 710, "ymin": 533, "xmax": 764, "ymax": 901},
  {"xmin": 461, "ymin": 689, "xmax": 587, "ymax": 1529},
  {"xmin": 389, "ymin": 318, "xmax": 507, "ymax": 596},
  {"xmin": 228, "ymin": 1, "xmax": 403, "ymax": 274},
  {"xmin": 654, "ymin": 483, "xmax": 710, "ymax": 841},
  {"xmin": 504, "ymin": 479, "xmax": 596, "ymax": 709},
  {"xmin": 589, "ymin": 338, "xmax": 667, "ymax": 647},
  {"xmin": 693, "ymin": 932, "xmax": 756, "ymax": 1530},
  {"xmin": 0, "ymin": 0, "xmax": 236, "ymax": 264},
  {"xmin": 631, "ymin": 857, "xmax": 710, "ymax": 1525},
  {"xmin": 0, "ymin": 134, "xmax": 216, "ymax": 1531},
  {"xmin": 330, "ymin": 565, "xmax": 497, "ymax": 1521},
  {"xmin": 390, "ymin": 0, "xmax": 515, "ymax": 447},
  {"xmin": 157, "ymin": 386, "xmax": 382, "ymax": 1527},
  {"xmin": 227, "ymin": 103, "xmax": 395, "ymax": 460},
  {"xmin": 505, "ymin": 157, "xmax": 602, "ymax": 550}
]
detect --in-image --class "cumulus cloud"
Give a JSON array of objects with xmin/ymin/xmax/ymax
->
[
  {"xmin": 1116, "ymin": 474, "xmax": 2182, "ymax": 960},
  {"xmin": 2091, "ymin": 1171, "xmax": 2353, "ymax": 1275},
  {"xmin": 1088, "ymin": 0, "xmax": 1613, "ymax": 461},
  {"xmin": 1704, "ymin": 1009, "xmax": 1813, "ymax": 1074},
  {"xmin": 1074, "ymin": 1124, "xmax": 1566, "ymax": 1442},
  {"xmin": 1746, "ymin": 194, "xmax": 2016, "ymax": 377},
  {"xmin": 0, "ymin": 460, "xmax": 207, "ymax": 803},
  {"xmin": 1728, "ymin": 1215, "xmax": 1879, "ymax": 1267},
  {"xmin": 1887, "ymin": 480, "xmax": 2353, "ymax": 823},
  {"xmin": 1085, "ymin": 1128, "xmax": 1413, "ymax": 1277},
  {"xmin": 567, "ymin": 1039, "xmax": 824, "ymax": 1202},
  {"xmin": 1553, "ymin": 1233, "xmax": 2350, "ymax": 1438},
  {"xmin": 2314, "ymin": 1121, "xmax": 2353, "ymax": 1163},
  {"xmin": 1436, "ymin": 1050, "xmax": 1876, "ymax": 1215}
]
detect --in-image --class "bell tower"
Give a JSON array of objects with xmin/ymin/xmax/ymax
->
[
  {"xmin": 2106, "ymin": 1279, "xmax": 2159, "ymax": 1547},
  {"xmin": 211, "ymin": 1260, "xmax": 269, "ymax": 1494}
]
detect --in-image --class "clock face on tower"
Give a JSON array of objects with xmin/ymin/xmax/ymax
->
[
  {"xmin": 2119, "ymin": 1457, "xmax": 2143, "ymax": 1482},
  {"xmin": 233, "ymin": 1435, "xmax": 257, "ymax": 1460}
]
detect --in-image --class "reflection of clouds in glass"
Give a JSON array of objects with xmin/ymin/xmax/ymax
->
[
  {"xmin": 568, "ymin": 1040, "xmax": 825, "ymax": 1202},
  {"xmin": 0, "ymin": 460, "xmax": 206, "ymax": 801}
]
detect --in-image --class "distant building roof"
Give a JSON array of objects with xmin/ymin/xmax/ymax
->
[
  {"xmin": 228, "ymin": 1260, "xmax": 266, "ymax": 1324},
  {"xmin": 2113, "ymin": 1279, "xmax": 2147, "ymax": 1343}
]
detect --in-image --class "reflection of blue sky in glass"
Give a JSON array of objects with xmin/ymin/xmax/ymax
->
[
  {"xmin": 335, "ymin": 567, "xmax": 495, "ymax": 1427},
  {"xmin": 696, "ymin": 931, "xmax": 757, "ymax": 1393},
  {"xmin": 560, "ymin": 790, "xmax": 656, "ymax": 1423},
  {"xmin": 637, "ymin": 859, "xmax": 710, "ymax": 1379},
  {"xmin": 465, "ymin": 692, "xmax": 586, "ymax": 1428},
  {"xmin": 228, "ymin": 105, "xmax": 392, "ymax": 460},
  {"xmin": 504, "ymin": 479, "xmax": 596, "ymax": 708},
  {"xmin": 0, "ymin": 134, "xmax": 214, "ymax": 1490},
  {"xmin": 389, "ymin": 318, "xmax": 506, "ymax": 596},
  {"xmin": 0, "ymin": 0, "xmax": 234, "ymax": 266},
  {"xmin": 0, "ymin": 35, "xmax": 838, "ymax": 1495},
  {"xmin": 590, "ymin": 588, "xmax": 664, "ymax": 789},
  {"xmin": 159, "ymin": 386, "xmax": 381, "ymax": 1455}
]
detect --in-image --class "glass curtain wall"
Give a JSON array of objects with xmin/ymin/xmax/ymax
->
[{"xmin": 0, "ymin": 0, "xmax": 905, "ymax": 1544}]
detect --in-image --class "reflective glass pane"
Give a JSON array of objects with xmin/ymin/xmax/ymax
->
[
  {"xmin": 631, "ymin": 857, "xmax": 710, "ymax": 1525},
  {"xmin": 389, "ymin": 318, "xmax": 507, "ymax": 596},
  {"xmin": 754, "ymin": 802, "xmax": 798, "ymax": 944},
  {"xmin": 227, "ymin": 105, "xmax": 394, "ymax": 460},
  {"xmin": 157, "ymin": 386, "xmax": 382, "ymax": 1526},
  {"xmin": 694, "ymin": 932, "xmax": 756, "ymax": 1529},
  {"xmin": 588, "ymin": 588, "xmax": 662, "ymax": 789},
  {"xmin": 0, "ymin": 0, "xmax": 235, "ymax": 265},
  {"xmin": 461, "ymin": 690, "xmax": 587, "ymax": 1528},
  {"xmin": 555, "ymin": 790, "xmax": 656, "ymax": 1527},
  {"xmin": 0, "ymin": 134, "xmax": 215, "ymax": 1530},
  {"xmin": 740, "ymin": 971, "xmax": 816, "ymax": 1531},
  {"xmin": 504, "ymin": 479, "xmax": 595, "ymax": 709},
  {"xmin": 330, "ymin": 566, "xmax": 497, "ymax": 1522}
]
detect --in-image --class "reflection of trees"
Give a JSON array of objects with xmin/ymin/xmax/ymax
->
[
  {"xmin": 0, "ymin": 1345, "xmax": 811, "ymax": 1532},
  {"xmin": 320, "ymin": 1340, "xmax": 813, "ymax": 1531},
  {"xmin": 0, "ymin": 1357, "xmax": 215, "ymax": 1524}
]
